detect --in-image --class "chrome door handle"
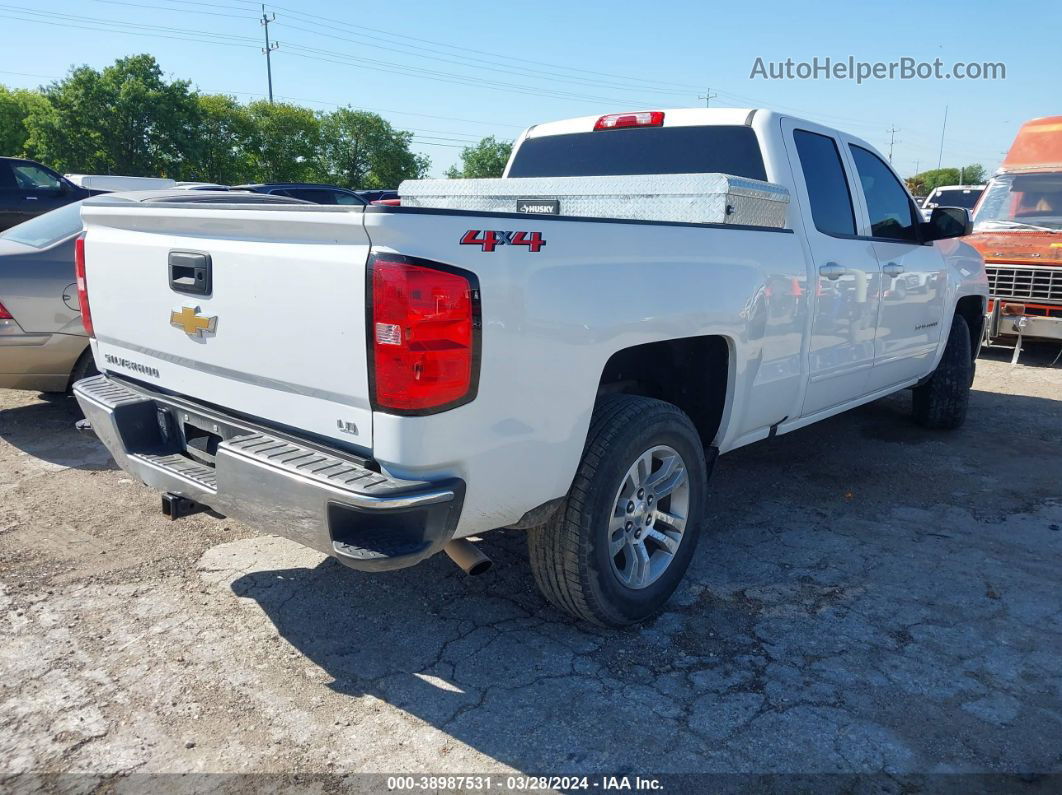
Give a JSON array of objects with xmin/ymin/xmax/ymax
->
[
  {"xmin": 25, "ymin": 196, "xmax": 38, "ymax": 201},
  {"xmin": 819, "ymin": 262, "xmax": 846, "ymax": 280},
  {"xmin": 882, "ymin": 262, "xmax": 904, "ymax": 277}
]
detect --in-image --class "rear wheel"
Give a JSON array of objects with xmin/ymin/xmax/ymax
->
[
  {"xmin": 67, "ymin": 348, "xmax": 98, "ymax": 390},
  {"xmin": 912, "ymin": 313, "xmax": 972, "ymax": 430},
  {"xmin": 528, "ymin": 395, "xmax": 707, "ymax": 626}
]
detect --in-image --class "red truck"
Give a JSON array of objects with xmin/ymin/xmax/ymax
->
[{"xmin": 970, "ymin": 116, "xmax": 1062, "ymax": 355}]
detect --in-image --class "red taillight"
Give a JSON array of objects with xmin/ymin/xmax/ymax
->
[
  {"xmin": 594, "ymin": 111, "xmax": 665, "ymax": 131},
  {"xmin": 74, "ymin": 233, "xmax": 94, "ymax": 337},
  {"xmin": 369, "ymin": 254, "xmax": 479, "ymax": 413},
  {"xmin": 372, "ymin": 198, "xmax": 401, "ymax": 206},
  {"xmin": 0, "ymin": 300, "xmax": 12, "ymax": 320}
]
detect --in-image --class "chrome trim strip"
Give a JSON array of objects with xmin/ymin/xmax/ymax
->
[{"xmin": 95, "ymin": 336, "xmax": 368, "ymax": 409}]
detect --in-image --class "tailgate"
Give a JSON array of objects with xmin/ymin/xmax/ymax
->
[{"xmin": 80, "ymin": 203, "xmax": 374, "ymax": 450}]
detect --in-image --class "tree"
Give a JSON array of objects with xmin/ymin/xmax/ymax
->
[
  {"xmin": 316, "ymin": 108, "xmax": 428, "ymax": 188},
  {"xmin": 243, "ymin": 100, "xmax": 320, "ymax": 183},
  {"xmin": 187, "ymin": 94, "xmax": 255, "ymax": 184},
  {"xmin": 25, "ymin": 55, "xmax": 201, "ymax": 177},
  {"xmin": 906, "ymin": 164, "xmax": 986, "ymax": 195},
  {"xmin": 446, "ymin": 136, "xmax": 512, "ymax": 179},
  {"xmin": 0, "ymin": 86, "xmax": 49, "ymax": 157}
]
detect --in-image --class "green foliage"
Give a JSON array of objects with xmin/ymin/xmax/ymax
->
[
  {"xmin": 187, "ymin": 94, "xmax": 255, "ymax": 184},
  {"xmin": 316, "ymin": 107, "xmax": 429, "ymax": 188},
  {"xmin": 906, "ymin": 164, "xmax": 987, "ymax": 195},
  {"xmin": 0, "ymin": 55, "xmax": 430, "ymax": 188},
  {"xmin": 0, "ymin": 86, "xmax": 48, "ymax": 156},
  {"xmin": 26, "ymin": 55, "xmax": 201, "ymax": 177},
  {"xmin": 446, "ymin": 136, "xmax": 513, "ymax": 179},
  {"xmin": 243, "ymin": 100, "xmax": 320, "ymax": 183}
]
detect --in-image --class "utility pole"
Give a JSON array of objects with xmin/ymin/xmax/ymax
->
[
  {"xmin": 260, "ymin": 4, "xmax": 279, "ymax": 103},
  {"xmin": 936, "ymin": 104, "xmax": 948, "ymax": 170},
  {"xmin": 886, "ymin": 125, "xmax": 900, "ymax": 162},
  {"xmin": 698, "ymin": 88, "xmax": 717, "ymax": 107}
]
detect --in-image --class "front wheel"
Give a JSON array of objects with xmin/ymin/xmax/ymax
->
[
  {"xmin": 912, "ymin": 313, "xmax": 972, "ymax": 430},
  {"xmin": 528, "ymin": 395, "xmax": 708, "ymax": 626}
]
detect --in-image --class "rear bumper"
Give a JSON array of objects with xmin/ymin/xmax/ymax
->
[
  {"xmin": 0, "ymin": 329, "xmax": 88, "ymax": 391},
  {"xmin": 73, "ymin": 374, "xmax": 464, "ymax": 571}
]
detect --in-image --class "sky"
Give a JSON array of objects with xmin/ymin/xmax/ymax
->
[{"xmin": 1, "ymin": 0, "xmax": 1059, "ymax": 181}]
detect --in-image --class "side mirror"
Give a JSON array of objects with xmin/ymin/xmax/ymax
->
[{"xmin": 923, "ymin": 206, "xmax": 972, "ymax": 242}]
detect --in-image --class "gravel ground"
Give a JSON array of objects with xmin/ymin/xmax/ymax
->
[{"xmin": 0, "ymin": 346, "xmax": 1060, "ymax": 786}]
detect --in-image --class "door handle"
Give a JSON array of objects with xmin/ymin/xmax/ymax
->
[
  {"xmin": 882, "ymin": 262, "xmax": 905, "ymax": 278},
  {"xmin": 819, "ymin": 262, "xmax": 846, "ymax": 280},
  {"xmin": 25, "ymin": 196, "xmax": 38, "ymax": 201}
]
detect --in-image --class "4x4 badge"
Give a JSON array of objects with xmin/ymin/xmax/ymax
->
[{"xmin": 170, "ymin": 306, "xmax": 217, "ymax": 338}]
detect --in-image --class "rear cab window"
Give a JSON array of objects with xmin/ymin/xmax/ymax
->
[
  {"xmin": 791, "ymin": 129, "xmax": 856, "ymax": 236},
  {"xmin": 507, "ymin": 125, "xmax": 768, "ymax": 180}
]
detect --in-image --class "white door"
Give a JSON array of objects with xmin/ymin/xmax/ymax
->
[
  {"xmin": 845, "ymin": 144, "xmax": 947, "ymax": 390},
  {"xmin": 781, "ymin": 119, "xmax": 882, "ymax": 416}
]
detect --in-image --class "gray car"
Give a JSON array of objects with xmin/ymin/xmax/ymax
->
[{"xmin": 0, "ymin": 200, "xmax": 95, "ymax": 392}]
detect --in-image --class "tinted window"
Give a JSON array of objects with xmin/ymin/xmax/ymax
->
[
  {"xmin": 507, "ymin": 125, "xmax": 767, "ymax": 180},
  {"xmin": 333, "ymin": 191, "xmax": 363, "ymax": 205},
  {"xmin": 13, "ymin": 163, "xmax": 62, "ymax": 191},
  {"xmin": 283, "ymin": 189, "xmax": 337, "ymax": 204},
  {"xmin": 0, "ymin": 161, "xmax": 15, "ymax": 189},
  {"xmin": 0, "ymin": 200, "xmax": 83, "ymax": 248},
  {"xmin": 792, "ymin": 130, "xmax": 856, "ymax": 236},
  {"xmin": 926, "ymin": 188, "xmax": 982, "ymax": 209},
  {"xmin": 850, "ymin": 145, "xmax": 919, "ymax": 241}
]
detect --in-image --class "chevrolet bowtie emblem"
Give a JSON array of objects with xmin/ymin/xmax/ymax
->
[{"xmin": 170, "ymin": 306, "xmax": 218, "ymax": 337}]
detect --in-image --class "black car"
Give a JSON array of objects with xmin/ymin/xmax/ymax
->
[
  {"xmin": 233, "ymin": 183, "xmax": 367, "ymax": 205},
  {"xmin": 0, "ymin": 157, "xmax": 91, "ymax": 232}
]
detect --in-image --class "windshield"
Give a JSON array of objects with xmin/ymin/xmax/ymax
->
[
  {"xmin": 925, "ymin": 188, "xmax": 982, "ymax": 209},
  {"xmin": 507, "ymin": 125, "xmax": 767, "ymax": 180},
  {"xmin": 974, "ymin": 173, "xmax": 1062, "ymax": 231},
  {"xmin": 0, "ymin": 200, "xmax": 84, "ymax": 248}
]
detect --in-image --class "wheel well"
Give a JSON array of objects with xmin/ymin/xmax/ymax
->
[
  {"xmin": 597, "ymin": 336, "xmax": 729, "ymax": 447},
  {"xmin": 955, "ymin": 295, "xmax": 985, "ymax": 358}
]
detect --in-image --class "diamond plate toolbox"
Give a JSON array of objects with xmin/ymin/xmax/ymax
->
[{"xmin": 398, "ymin": 173, "xmax": 790, "ymax": 228}]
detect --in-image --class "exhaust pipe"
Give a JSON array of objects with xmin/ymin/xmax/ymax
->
[{"xmin": 444, "ymin": 538, "xmax": 492, "ymax": 576}]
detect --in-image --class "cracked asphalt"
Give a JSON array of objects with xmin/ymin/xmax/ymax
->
[{"xmin": 0, "ymin": 345, "xmax": 1060, "ymax": 783}]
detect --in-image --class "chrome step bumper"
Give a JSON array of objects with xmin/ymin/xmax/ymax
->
[{"xmin": 73, "ymin": 375, "xmax": 464, "ymax": 571}]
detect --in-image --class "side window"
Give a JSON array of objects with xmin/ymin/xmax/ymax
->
[
  {"xmin": 0, "ymin": 162, "xmax": 16, "ymax": 189},
  {"xmin": 286, "ymin": 189, "xmax": 337, "ymax": 204},
  {"xmin": 13, "ymin": 163, "xmax": 62, "ymax": 192},
  {"xmin": 333, "ymin": 191, "xmax": 361, "ymax": 205},
  {"xmin": 792, "ymin": 130, "xmax": 856, "ymax": 236},
  {"xmin": 849, "ymin": 145, "xmax": 919, "ymax": 242}
]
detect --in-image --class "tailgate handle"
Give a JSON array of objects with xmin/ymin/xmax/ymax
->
[{"xmin": 169, "ymin": 251, "xmax": 212, "ymax": 296}]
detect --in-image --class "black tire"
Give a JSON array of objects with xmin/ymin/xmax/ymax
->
[
  {"xmin": 912, "ymin": 313, "xmax": 972, "ymax": 430},
  {"xmin": 67, "ymin": 347, "xmax": 98, "ymax": 392},
  {"xmin": 528, "ymin": 395, "xmax": 708, "ymax": 626}
]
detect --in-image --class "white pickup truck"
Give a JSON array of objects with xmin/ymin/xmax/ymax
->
[{"xmin": 73, "ymin": 109, "xmax": 987, "ymax": 625}]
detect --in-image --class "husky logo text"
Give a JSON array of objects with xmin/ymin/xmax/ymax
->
[{"xmin": 460, "ymin": 229, "xmax": 546, "ymax": 253}]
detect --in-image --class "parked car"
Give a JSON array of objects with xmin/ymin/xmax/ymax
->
[
  {"xmin": 0, "ymin": 157, "xmax": 94, "ymax": 232},
  {"xmin": 920, "ymin": 184, "xmax": 985, "ymax": 220},
  {"xmin": 0, "ymin": 200, "xmax": 95, "ymax": 391},
  {"xmin": 969, "ymin": 116, "xmax": 1062, "ymax": 348},
  {"xmin": 74, "ymin": 108, "xmax": 986, "ymax": 625},
  {"xmin": 233, "ymin": 183, "xmax": 366, "ymax": 205}
]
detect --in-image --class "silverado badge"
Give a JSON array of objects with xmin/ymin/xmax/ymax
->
[{"xmin": 170, "ymin": 306, "xmax": 217, "ymax": 338}]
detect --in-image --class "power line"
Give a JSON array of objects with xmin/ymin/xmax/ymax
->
[{"xmin": 698, "ymin": 88, "xmax": 717, "ymax": 107}]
